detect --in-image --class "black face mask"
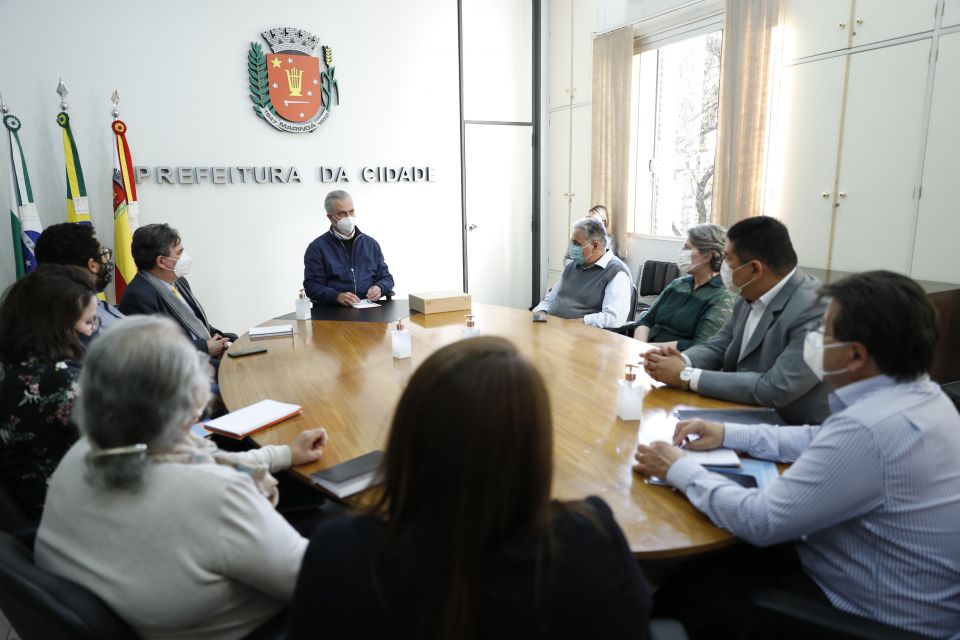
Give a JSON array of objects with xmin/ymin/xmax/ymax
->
[{"xmin": 96, "ymin": 259, "xmax": 115, "ymax": 291}]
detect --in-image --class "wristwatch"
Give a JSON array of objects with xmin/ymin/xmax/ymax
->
[{"xmin": 679, "ymin": 367, "xmax": 694, "ymax": 392}]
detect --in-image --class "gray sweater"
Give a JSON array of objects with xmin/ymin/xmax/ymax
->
[{"xmin": 36, "ymin": 438, "xmax": 307, "ymax": 640}]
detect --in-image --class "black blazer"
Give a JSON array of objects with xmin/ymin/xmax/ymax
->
[
  {"xmin": 118, "ymin": 274, "xmax": 228, "ymax": 353},
  {"xmin": 290, "ymin": 496, "xmax": 652, "ymax": 639}
]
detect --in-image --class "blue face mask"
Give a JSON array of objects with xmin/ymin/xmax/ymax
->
[{"xmin": 569, "ymin": 243, "xmax": 590, "ymax": 266}]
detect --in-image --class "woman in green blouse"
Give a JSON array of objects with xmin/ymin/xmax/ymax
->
[{"xmin": 634, "ymin": 224, "xmax": 735, "ymax": 350}]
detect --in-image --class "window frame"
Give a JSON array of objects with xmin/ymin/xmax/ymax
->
[{"xmin": 626, "ymin": 3, "xmax": 725, "ymax": 240}]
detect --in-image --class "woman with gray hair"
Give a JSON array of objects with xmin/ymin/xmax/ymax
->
[
  {"xmin": 633, "ymin": 223, "xmax": 736, "ymax": 349},
  {"xmin": 35, "ymin": 315, "xmax": 329, "ymax": 640}
]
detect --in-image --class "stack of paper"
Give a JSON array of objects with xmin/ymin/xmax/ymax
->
[
  {"xmin": 351, "ymin": 299, "xmax": 381, "ymax": 309},
  {"xmin": 311, "ymin": 451, "xmax": 384, "ymax": 499},
  {"xmin": 684, "ymin": 448, "xmax": 741, "ymax": 467},
  {"xmin": 202, "ymin": 399, "xmax": 302, "ymax": 439},
  {"xmin": 249, "ymin": 324, "xmax": 293, "ymax": 340}
]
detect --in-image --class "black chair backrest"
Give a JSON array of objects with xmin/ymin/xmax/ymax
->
[
  {"xmin": 0, "ymin": 480, "xmax": 28, "ymax": 533},
  {"xmin": 628, "ymin": 284, "xmax": 639, "ymax": 322},
  {"xmin": 0, "ymin": 531, "xmax": 138, "ymax": 640},
  {"xmin": 638, "ymin": 260, "xmax": 681, "ymax": 297}
]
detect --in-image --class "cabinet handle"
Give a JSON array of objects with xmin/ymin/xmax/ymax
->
[
  {"xmin": 838, "ymin": 21, "xmax": 847, "ymax": 28},
  {"xmin": 855, "ymin": 17, "xmax": 863, "ymax": 25},
  {"xmin": 821, "ymin": 192, "xmax": 830, "ymax": 199},
  {"xmin": 838, "ymin": 191, "xmax": 847, "ymax": 198}
]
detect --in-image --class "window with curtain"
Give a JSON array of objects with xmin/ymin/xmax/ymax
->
[{"xmin": 628, "ymin": 28, "xmax": 724, "ymax": 238}]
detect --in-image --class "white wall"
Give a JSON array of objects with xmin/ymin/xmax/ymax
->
[
  {"xmin": 0, "ymin": 0, "xmax": 463, "ymax": 332},
  {"xmin": 624, "ymin": 234, "xmax": 684, "ymax": 276},
  {"xmin": 597, "ymin": 0, "xmax": 700, "ymax": 32}
]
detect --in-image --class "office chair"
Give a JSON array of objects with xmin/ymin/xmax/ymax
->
[
  {"xmin": 0, "ymin": 480, "xmax": 28, "ymax": 533},
  {"xmin": 606, "ymin": 284, "xmax": 639, "ymax": 336},
  {"xmin": 740, "ymin": 589, "xmax": 930, "ymax": 640},
  {"xmin": 636, "ymin": 260, "xmax": 680, "ymax": 315},
  {"xmin": 0, "ymin": 531, "xmax": 289, "ymax": 640},
  {"xmin": 0, "ymin": 530, "xmax": 137, "ymax": 640}
]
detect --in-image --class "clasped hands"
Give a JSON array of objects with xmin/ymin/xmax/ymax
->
[
  {"xmin": 336, "ymin": 285, "xmax": 382, "ymax": 307},
  {"xmin": 641, "ymin": 344, "xmax": 686, "ymax": 387},
  {"xmin": 632, "ymin": 418, "xmax": 725, "ymax": 480}
]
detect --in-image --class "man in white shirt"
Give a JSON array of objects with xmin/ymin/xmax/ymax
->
[
  {"xmin": 533, "ymin": 218, "xmax": 631, "ymax": 329},
  {"xmin": 644, "ymin": 216, "xmax": 830, "ymax": 424}
]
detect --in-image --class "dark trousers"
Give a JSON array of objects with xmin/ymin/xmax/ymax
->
[{"xmin": 652, "ymin": 543, "xmax": 831, "ymax": 640}]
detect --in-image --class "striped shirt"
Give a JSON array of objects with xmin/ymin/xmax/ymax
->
[{"xmin": 666, "ymin": 374, "xmax": 960, "ymax": 638}]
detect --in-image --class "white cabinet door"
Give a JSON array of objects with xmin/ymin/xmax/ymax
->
[
  {"xmin": 944, "ymin": 0, "xmax": 960, "ymax": 28},
  {"xmin": 912, "ymin": 32, "xmax": 960, "ymax": 283},
  {"xmin": 570, "ymin": 0, "xmax": 597, "ymax": 105},
  {"xmin": 462, "ymin": 0, "xmax": 532, "ymax": 122},
  {"xmin": 766, "ymin": 57, "xmax": 846, "ymax": 270},
  {"xmin": 781, "ymin": 0, "xmax": 851, "ymax": 61},
  {"xmin": 549, "ymin": 0, "xmax": 573, "ymax": 109},
  {"xmin": 569, "ymin": 104, "xmax": 593, "ymax": 230},
  {"xmin": 851, "ymin": 0, "xmax": 937, "ymax": 48},
  {"xmin": 831, "ymin": 40, "xmax": 931, "ymax": 273},
  {"xmin": 464, "ymin": 124, "xmax": 533, "ymax": 308},
  {"xmin": 548, "ymin": 109, "xmax": 572, "ymax": 276}
]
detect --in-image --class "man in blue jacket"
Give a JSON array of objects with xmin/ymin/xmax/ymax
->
[{"xmin": 303, "ymin": 190, "xmax": 395, "ymax": 306}]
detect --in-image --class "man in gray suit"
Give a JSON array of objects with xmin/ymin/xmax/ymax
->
[{"xmin": 644, "ymin": 216, "xmax": 830, "ymax": 424}]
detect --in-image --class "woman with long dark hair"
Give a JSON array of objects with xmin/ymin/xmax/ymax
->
[
  {"xmin": 0, "ymin": 265, "xmax": 98, "ymax": 517},
  {"xmin": 290, "ymin": 337, "xmax": 650, "ymax": 639}
]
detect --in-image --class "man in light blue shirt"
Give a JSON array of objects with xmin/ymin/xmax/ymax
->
[{"xmin": 634, "ymin": 270, "xmax": 960, "ymax": 639}]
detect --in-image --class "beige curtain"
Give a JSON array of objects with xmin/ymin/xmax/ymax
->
[
  {"xmin": 712, "ymin": 0, "xmax": 780, "ymax": 227},
  {"xmin": 591, "ymin": 26, "xmax": 633, "ymax": 258}
]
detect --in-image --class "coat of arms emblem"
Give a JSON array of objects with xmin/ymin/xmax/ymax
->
[{"xmin": 248, "ymin": 27, "xmax": 340, "ymax": 133}]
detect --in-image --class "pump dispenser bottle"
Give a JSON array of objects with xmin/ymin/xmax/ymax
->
[
  {"xmin": 461, "ymin": 314, "xmax": 480, "ymax": 339},
  {"xmin": 616, "ymin": 364, "xmax": 645, "ymax": 420},
  {"xmin": 295, "ymin": 289, "xmax": 312, "ymax": 320},
  {"xmin": 392, "ymin": 319, "xmax": 411, "ymax": 359}
]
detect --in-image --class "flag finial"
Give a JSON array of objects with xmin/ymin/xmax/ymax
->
[
  {"xmin": 56, "ymin": 77, "xmax": 68, "ymax": 111},
  {"xmin": 111, "ymin": 89, "xmax": 120, "ymax": 118}
]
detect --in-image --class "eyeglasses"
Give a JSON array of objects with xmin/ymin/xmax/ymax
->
[
  {"xmin": 813, "ymin": 323, "xmax": 838, "ymax": 340},
  {"xmin": 99, "ymin": 248, "xmax": 113, "ymax": 261},
  {"xmin": 82, "ymin": 315, "xmax": 101, "ymax": 333}
]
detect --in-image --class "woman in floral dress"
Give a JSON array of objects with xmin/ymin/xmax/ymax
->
[{"xmin": 0, "ymin": 265, "xmax": 98, "ymax": 518}]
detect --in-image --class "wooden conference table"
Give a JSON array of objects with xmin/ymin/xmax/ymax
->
[{"xmin": 220, "ymin": 302, "xmax": 748, "ymax": 560}]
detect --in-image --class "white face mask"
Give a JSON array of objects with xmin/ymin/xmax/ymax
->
[
  {"xmin": 162, "ymin": 251, "xmax": 193, "ymax": 278},
  {"xmin": 802, "ymin": 330, "xmax": 850, "ymax": 380},
  {"xmin": 720, "ymin": 261, "xmax": 756, "ymax": 296},
  {"xmin": 174, "ymin": 251, "xmax": 193, "ymax": 278},
  {"xmin": 677, "ymin": 249, "xmax": 696, "ymax": 275},
  {"xmin": 334, "ymin": 215, "xmax": 356, "ymax": 236}
]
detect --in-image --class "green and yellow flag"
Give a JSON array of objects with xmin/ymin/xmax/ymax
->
[{"xmin": 56, "ymin": 110, "xmax": 90, "ymax": 224}]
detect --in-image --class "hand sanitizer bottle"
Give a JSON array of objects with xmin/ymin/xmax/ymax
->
[
  {"xmin": 295, "ymin": 289, "xmax": 312, "ymax": 320},
  {"xmin": 461, "ymin": 314, "xmax": 481, "ymax": 339},
  {"xmin": 392, "ymin": 319, "xmax": 411, "ymax": 359},
  {"xmin": 617, "ymin": 364, "xmax": 645, "ymax": 421}
]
